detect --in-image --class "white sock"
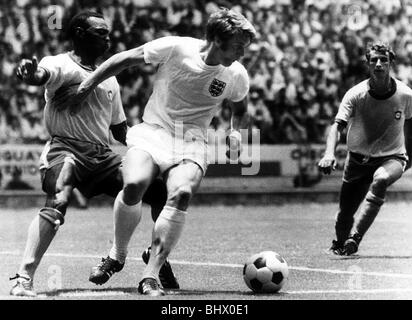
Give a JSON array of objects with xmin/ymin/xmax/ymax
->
[
  {"xmin": 108, "ymin": 191, "xmax": 142, "ymax": 264},
  {"xmin": 142, "ymin": 206, "xmax": 187, "ymax": 281}
]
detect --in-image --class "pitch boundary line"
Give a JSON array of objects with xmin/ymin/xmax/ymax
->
[
  {"xmin": 287, "ymin": 288, "xmax": 412, "ymax": 295},
  {"xmin": 3, "ymin": 287, "xmax": 412, "ymax": 299},
  {"xmin": 2, "ymin": 251, "xmax": 412, "ymax": 279}
]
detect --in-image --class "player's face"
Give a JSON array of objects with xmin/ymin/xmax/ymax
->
[
  {"xmin": 217, "ymin": 34, "xmax": 251, "ymax": 67},
  {"xmin": 368, "ymin": 50, "xmax": 391, "ymax": 78},
  {"xmin": 83, "ymin": 17, "xmax": 110, "ymax": 53}
]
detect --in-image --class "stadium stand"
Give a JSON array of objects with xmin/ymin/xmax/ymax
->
[{"xmin": 1, "ymin": 0, "xmax": 411, "ymax": 145}]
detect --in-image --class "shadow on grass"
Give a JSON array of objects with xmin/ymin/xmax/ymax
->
[
  {"xmin": 166, "ymin": 289, "xmax": 288, "ymax": 297},
  {"xmin": 39, "ymin": 287, "xmax": 139, "ymax": 297},
  {"xmin": 38, "ymin": 287, "xmax": 288, "ymax": 298},
  {"xmin": 329, "ymin": 255, "xmax": 412, "ymax": 260},
  {"xmin": 338, "ymin": 255, "xmax": 412, "ymax": 259}
]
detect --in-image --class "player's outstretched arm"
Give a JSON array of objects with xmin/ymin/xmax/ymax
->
[
  {"xmin": 318, "ymin": 121, "xmax": 345, "ymax": 175},
  {"xmin": 16, "ymin": 56, "xmax": 49, "ymax": 86},
  {"xmin": 78, "ymin": 46, "xmax": 145, "ymax": 99},
  {"xmin": 55, "ymin": 46, "xmax": 146, "ymax": 110}
]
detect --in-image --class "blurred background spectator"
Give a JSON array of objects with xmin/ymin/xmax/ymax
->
[{"xmin": 1, "ymin": 0, "xmax": 410, "ymax": 145}]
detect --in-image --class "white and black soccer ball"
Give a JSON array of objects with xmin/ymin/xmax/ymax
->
[{"xmin": 243, "ymin": 251, "xmax": 289, "ymax": 293}]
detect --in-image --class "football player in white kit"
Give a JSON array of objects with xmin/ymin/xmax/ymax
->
[
  {"xmin": 67, "ymin": 8, "xmax": 256, "ymax": 296},
  {"xmin": 318, "ymin": 43, "xmax": 412, "ymax": 256}
]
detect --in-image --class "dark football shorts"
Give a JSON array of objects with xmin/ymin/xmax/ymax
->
[
  {"xmin": 342, "ymin": 151, "xmax": 408, "ymax": 184},
  {"xmin": 39, "ymin": 136, "xmax": 167, "ymax": 207}
]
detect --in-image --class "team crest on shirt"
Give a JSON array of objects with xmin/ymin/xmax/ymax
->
[
  {"xmin": 209, "ymin": 78, "xmax": 226, "ymax": 97},
  {"xmin": 395, "ymin": 111, "xmax": 402, "ymax": 120},
  {"xmin": 107, "ymin": 90, "xmax": 113, "ymax": 101}
]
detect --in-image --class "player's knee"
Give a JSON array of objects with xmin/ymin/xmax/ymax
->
[
  {"xmin": 370, "ymin": 175, "xmax": 389, "ymax": 196},
  {"xmin": 123, "ymin": 181, "xmax": 148, "ymax": 205},
  {"xmin": 167, "ymin": 185, "xmax": 193, "ymax": 209},
  {"xmin": 38, "ymin": 207, "xmax": 65, "ymax": 230},
  {"xmin": 45, "ymin": 191, "xmax": 70, "ymax": 215},
  {"xmin": 365, "ymin": 191, "xmax": 385, "ymax": 206}
]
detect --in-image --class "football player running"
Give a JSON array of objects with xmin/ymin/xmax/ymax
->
[
  {"xmin": 318, "ymin": 43, "xmax": 412, "ymax": 256},
  {"xmin": 68, "ymin": 8, "xmax": 256, "ymax": 296},
  {"xmin": 10, "ymin": 11, "xmax": 170, "ymax": 297}
]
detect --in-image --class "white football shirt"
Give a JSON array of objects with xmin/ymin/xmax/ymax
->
[
  {"xmin": 336, "ymin": 78, "xmax": 412, "ymax": 157},
  {"xmin": 142, "ymin": 36, "xmax": 250, "ymax": 142},
  {"xmin": 39, "ymin": 53, "xmax": 126, "ymax": 146}
]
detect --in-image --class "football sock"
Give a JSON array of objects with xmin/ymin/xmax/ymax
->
[
  {"xmin": 142, "ymin": 206, "xmax": 186, "ymax": 281},
  {"xmin": 335, "ymin": 182, "xmax": 369, "ymax": 243},
  {"xmin": 18, "ymin": 214, "xmax": 58, "ymax": 279},
  {"xmin": 353, "ymin": 191, "xmax": 384, "ymax": 237},
  {"xmin": 109, "ymin": 191, "xmax": 142, "ymax": 264}
]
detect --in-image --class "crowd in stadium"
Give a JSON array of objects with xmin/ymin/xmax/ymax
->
[{"xmin": 0, "ymin": 0, "xmax": 410, "ymax": 145}]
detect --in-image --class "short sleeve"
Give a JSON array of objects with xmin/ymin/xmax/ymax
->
[
  {"xmin": 143, "ymin": 36, "xmax": 178, "ymax": 65},
  {"xmin": 229, "ymin": 64, "xmax": 249, "ymax": 102},
  {"xmin": 38, "ymin": 55, "xmax": 65, "ymax": 92},
  {"xmin": 335, "ymin": 89, "xmax": 356, "ymax": 122},
  {"xmin": 405, "ymin": 92, "xmax": 412, "ymax": 120}
]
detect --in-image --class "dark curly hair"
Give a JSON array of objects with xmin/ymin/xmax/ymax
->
[
  {"xmin": 67, "ymin": 10, "xmax": 104, "ymax": 41},
  {"xmin": 365, "ymin": 42, "xmax": 396, "ymax": 62}
]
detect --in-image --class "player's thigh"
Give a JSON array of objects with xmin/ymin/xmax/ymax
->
[
  {"xmin": 42, "ymin": 162, "xmax": 76, "ymax": 211},
  {"xmin": 165, "ymin": 160, "xmax": 203, "ymax": 196},
  {"xmin": 42, "ymin": 162, "xmax": 76, "ymax": 194},
  {"xmin": 122, "ymin": 147, "xmax": 159, "ymax": 186},
  {"xmin": 373, "ymin": 158, "xmax": 404, "ymax": 186}
]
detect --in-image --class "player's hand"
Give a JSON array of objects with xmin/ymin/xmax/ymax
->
[
  {"xmin": 225, "ymin": 130, "xmax": 242, "ymax": 161},
  {"xmin": 16, "ymin": 56, "xmax": 38, "ymax": 83},
  {"xmin": 318, "ymin": 154, "xmax": 337, "ymax": 175}
]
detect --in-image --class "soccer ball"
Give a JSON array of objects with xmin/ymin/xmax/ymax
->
[{"xmin": 243, "ymin": 251, "xmax": 289, "ymax": 293}]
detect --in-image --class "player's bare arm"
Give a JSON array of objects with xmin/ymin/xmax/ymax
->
[
  {"xmin": 404, "ymin": 118, "xmax": 412, "ymax": 171},
  {"xmin": 225, "ymin": 97, "xmax": 249, "ymax": 160},
  {"xmin": 318, "ymin": 121, "xmax": 346, "ymax": 175},
  {"xmin": 78, "ymin": 46, "xmax": 145, "ymax": 99},
  {"xmin": 53, "ymin": 46, "xmax": 146, "ymax": 110},
  {"xmin": 229, "ymin": 97, "xmax": 249, "ymax": 131},
  {"xmin": 16, "ymin": 56, "xmax": 49, "ymax": 86}
]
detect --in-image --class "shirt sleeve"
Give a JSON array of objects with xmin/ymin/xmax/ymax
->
[
  {"xmin": 143, "ymin": 36, "xmax": 178, "ymax": 65},
  {"xmin": 111, "ymin": 81, "xmax": 127, "ymax": 125},
  {"xmin": 335, "ymin": 88, "xmax": 357, "ymax": 122},
  {"xmin": 229, "ymin": 64, "xmax": 250, "ymax": 102},
  {"xmin": 405, "ymin": 91, "xmax": 412, "ymax": 120},
  {"xmin": 38, "ymin": 55, "xmax": 65, "ymax": 92}
]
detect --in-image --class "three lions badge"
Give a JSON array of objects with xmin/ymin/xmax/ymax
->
[{"xmin": 209, "ymin": 78, "xmax": 226, "ymax": 97}]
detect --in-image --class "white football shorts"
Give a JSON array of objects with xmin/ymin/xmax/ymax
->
[{"xmin": 126, "ymin": 122, "xmax": 208, "ymax": 175}]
